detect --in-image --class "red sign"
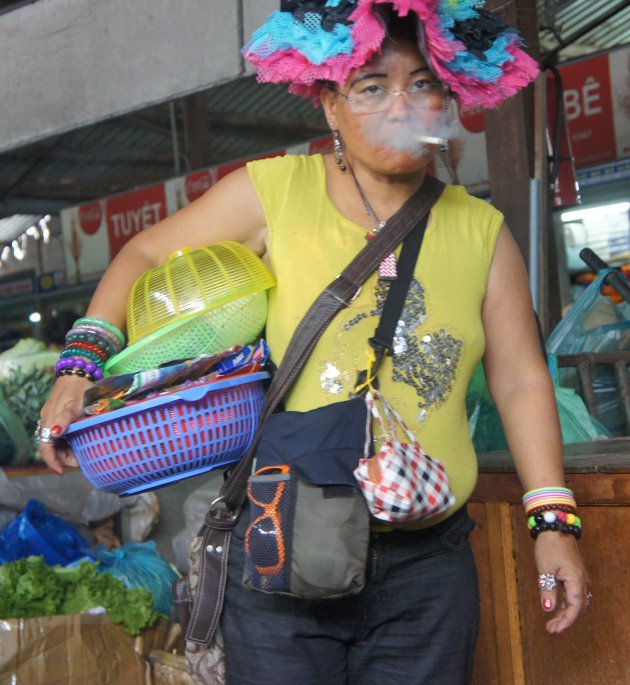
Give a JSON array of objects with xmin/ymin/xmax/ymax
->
[
  {"xmin": 78, "ymin": 202, "xmax": 103, "ymax": 235},
  {"xmin": 105, "ymin": 184, "xmax": 167, "ymax": 258},
  {"xmin": 561, "ymin": 53, "xmax": 616, "ymax": 168},
  {"xmin": 185, "ymin": 170, "xmax": 214, "ymax": 202},
  {"xmin": 459, "ymin": 107, "xmax": 485, "ymax": 134},
  {"xmin": 308, "ymin": 137, "xmax": 333, "ymax": 154}
]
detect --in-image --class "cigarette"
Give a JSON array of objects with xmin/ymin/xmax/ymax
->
[{"xmin": 417, "ymin": 135, "xmax": 448, "ymax": 145}]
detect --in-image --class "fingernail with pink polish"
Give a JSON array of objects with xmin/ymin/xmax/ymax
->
[{"xmin": 543, "ymin": 598, "xmax": 553, "ymax": 610}]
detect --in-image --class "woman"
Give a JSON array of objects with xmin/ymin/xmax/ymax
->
[{"xmin": 39, "ymin": 2, "xmax": 588, "ymax": 683}]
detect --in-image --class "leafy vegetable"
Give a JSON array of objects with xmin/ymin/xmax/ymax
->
[
  {"xmin": 0, "ymin": 556, "xmax": 64, "ymax": 618},
  {"xmin": 0, "ymin": 557, "xmax": 158, "ymax": 636}
]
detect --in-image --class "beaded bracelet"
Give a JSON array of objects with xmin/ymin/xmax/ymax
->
[
  {"xmin": 55, "ymin": 356, "xmax": 104, "ymax": 380},
  {"xmin": 73, "ymin": 317, "xmax": 126, "ymax": 347},
  {"xmin": 528, "ymin": 503, "xmax": 577, "ymax": 517},
  {"xmin": 66, "ymin": 324, "xmax": 122, "ymax": 354},
  {"xmin": 528, "ymin": 510, "xmax": 582, "ymax": 540},
  {"xmin": 60, "ymin": 348, "xmax": 105, "ymax": 366},
  {"xmin": 56, "ymin": 366, "xmax": 103, "ymax": 382},
  {"xmin": 65, "ymin": 330, "xmax": 119, "ymax": 357},
  {"xmin": 64, "ymin": 341, "xmax": 109, "ymax": 361}
]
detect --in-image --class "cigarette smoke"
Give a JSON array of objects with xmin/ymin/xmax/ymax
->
[{"xmin": 357, "ymin": 104, "xmax": 461, "ymax": 158}]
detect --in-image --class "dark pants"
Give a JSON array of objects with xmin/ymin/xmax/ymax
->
[{"xmin": 221, "ymin": 506, "xmax": 480, "ymax": 685}]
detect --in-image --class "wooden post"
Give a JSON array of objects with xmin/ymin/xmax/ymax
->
[
  {"xmin": 482, "ymin": 0, "xmax": 561, "ymax": 334},
  {"xmin": 182, "ymin": 92, "xmax": 212, "ymax": 172}
]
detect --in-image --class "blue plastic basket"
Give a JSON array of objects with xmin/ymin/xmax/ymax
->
[{"xmin": 64, "ymin": 372, "xmax": 268, "ymax": 496}]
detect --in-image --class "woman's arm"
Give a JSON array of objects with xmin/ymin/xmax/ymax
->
[
  {"xmin": 85, "ymin": 166, "xmax": 268, "ymax": 330},
  {"xmin": 38, "ymin": 166, "xmax": 267, "ymax": 473},
  {"xmin": 482, "ymin": 225, "xmax": 588, "ymax": 634}
]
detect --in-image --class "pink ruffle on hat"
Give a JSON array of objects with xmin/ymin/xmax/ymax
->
[{"xmin": 242, "ymin": 0, "xmax": 539, "ymax": 109}]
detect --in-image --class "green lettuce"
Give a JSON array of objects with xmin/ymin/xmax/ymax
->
[{"xmin": 0, "ymin": 557, "xmax": 158, "ymax": 636}]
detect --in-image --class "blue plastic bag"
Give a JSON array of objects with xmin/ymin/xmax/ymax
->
[
  {"xmin": 0, "ymin": 499, "xmax": 94, "ymax": 565},
  {"xmin": 547, "ymin": 270, "xmax": 630, "ymax": 435},
  {"xmin": 547, "ymin": 269, "xmax": 630, "ymax": 354},
  {"xmin": 95, "ymin": 541, "xmax": 178, "ymax": 617}
]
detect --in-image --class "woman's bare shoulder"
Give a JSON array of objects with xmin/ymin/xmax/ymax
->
[{"xmin": 133, "ymin": 165, "xmax": 268, "ymax": 262}]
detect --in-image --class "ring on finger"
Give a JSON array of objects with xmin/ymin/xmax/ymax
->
[
  {"xmin": 537, "ymin": 573, "xmax": 558, "ymax": 591},
  {"xmin": 38, "ymin": 436, "xmax": 56, "ymax": 444}
]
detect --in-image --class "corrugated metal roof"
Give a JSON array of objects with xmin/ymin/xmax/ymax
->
[
  {"xmin": 0, "ymin": 215, "xmax": 43, "ymax": 246},
  {"xmin": 538, "ymin": 0, "xmax": 630, "ymax": 58}
]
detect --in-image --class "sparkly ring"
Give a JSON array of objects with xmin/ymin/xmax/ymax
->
[
  {"xmin": 33, "ymin": 419, "xmax": 42, "ymax": 444},
  {"xmin": 34, "ymin": 421, "xmax": 55, "ymax": 445},
  {"xmin": 537, "ymin": 573, "xmax": 558, "ymax": 591}
]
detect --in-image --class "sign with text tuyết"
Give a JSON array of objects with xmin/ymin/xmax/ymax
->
[{"xmin": 62, "ymin": 183, "xmax": 168, "ymax": 284}]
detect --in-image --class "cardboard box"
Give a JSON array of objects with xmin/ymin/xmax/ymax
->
[{"xmin": 0, "ymin": 614, "xmax": 168, "ymax": 685}]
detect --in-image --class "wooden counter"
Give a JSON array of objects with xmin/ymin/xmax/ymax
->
[{"xmin": 470, "ymin": 437, "xmax": 630, "ymax": 684}]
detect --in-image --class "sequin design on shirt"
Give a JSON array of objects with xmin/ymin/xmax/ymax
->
[{"xmin": 344, "ymin": 278, "xmax": 463, "ymax": 419}]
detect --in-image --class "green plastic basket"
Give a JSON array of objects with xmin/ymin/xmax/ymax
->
[{"xmin": 105, "ymin": 292, "xmax": 267, "ymax": 376}]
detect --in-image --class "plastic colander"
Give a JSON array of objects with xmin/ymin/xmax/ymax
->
[
  {"xmin": 105, "ymin": 242, "xmax": 275, "ymax": 375},
  {"xmin": 64, "ymin": 371, "xmax": 268, "ymax": 495},
  {"xmin": 127, "ymin": 241, "xmax": 275, "ymax": 343}
]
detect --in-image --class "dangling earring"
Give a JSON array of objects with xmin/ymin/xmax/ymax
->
[
  {"xmin": 332, "ymin": 130, "xmax": 346, "ymax": 171},
  {"xmin": 440, "ymin": 140, "xmax": 449, "ymax": 154}
]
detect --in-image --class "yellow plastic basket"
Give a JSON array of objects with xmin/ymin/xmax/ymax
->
[{"xmin": 126, "ymin": 241, "xmax": 276, "ymax": 344}]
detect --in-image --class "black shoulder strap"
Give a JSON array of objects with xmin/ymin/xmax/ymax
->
[{"xmin": 368, "ymin": 210, "xmax": 430, "ymax": 374}]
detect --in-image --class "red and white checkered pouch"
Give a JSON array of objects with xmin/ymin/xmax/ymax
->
[{"xmin": 353, "ymin": 390, "xmax": 456, "ymax": 523}]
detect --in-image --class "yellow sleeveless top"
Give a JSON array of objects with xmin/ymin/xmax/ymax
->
[{"xmin": 247, "ymin": 154, "xmax": 503, "ymax": 524}]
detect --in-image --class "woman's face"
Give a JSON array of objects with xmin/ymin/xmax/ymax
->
[{"xmin": 321, "ymin": 37, "xmax": 451, "ymax": 176}]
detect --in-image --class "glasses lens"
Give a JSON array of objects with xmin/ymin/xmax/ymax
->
[
  {"xmin": 247, "ymin": 516, "xmax": 282, "ymax": 570},
  {"xmin": 407, "ymin": 83, "xmax": 447, "ymax": 110},
  {"xmin": 345, "ymin": 84, "xmax": 447, "ymax": 113}
]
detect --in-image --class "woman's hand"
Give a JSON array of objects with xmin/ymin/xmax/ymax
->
[
  {"xmin": 534, "ymin": 531, "xmax": 589, "ymax": 634},
  {"xmin": 37, "ymin": 374, "xmax": 92, "ymax": 474}
]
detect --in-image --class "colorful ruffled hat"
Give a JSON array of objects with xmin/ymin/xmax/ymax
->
[{"xmin": 242, "ymin": 0, "xmax": 539, "ymax": 110}]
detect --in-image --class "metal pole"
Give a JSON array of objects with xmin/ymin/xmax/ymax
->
[
  {"xmin": 529, "ymin": 178, "xmax": 541, "ymax": 312},
  {"xmin": 169, "ymin": 101, "xmax": 181, "ymax": 177}
]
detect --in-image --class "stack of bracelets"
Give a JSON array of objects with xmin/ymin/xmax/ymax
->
[
  {"xmin": 54, "ymin": 317, "xmax": 126, "ymax": 382},
  {"xmin": 522, "ymin": 486, "xmax": 582, "ymax": 540}
]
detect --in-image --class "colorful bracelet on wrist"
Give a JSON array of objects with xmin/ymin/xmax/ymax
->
[
  {"xmin": 60, "ymin": 348, "xmax": 105, "ymax": 366},
  {"xmin": 55, "ymin": 317, "xmax": 127, "ymax": 384},
  {"xmin": 528, "ymin": 510, "xmax": 582, "ymax": 540},
  {"xmin": 55, "ymin": 356, "xmax": 104, "ymax": 381},
  {"xmin": 64, "ymin": 341, "xmax": 109, "ymax": 362},
  {"xmin": 65, "ymin": 329, "xmax": 120, "ymax": 357},
  {"xmin": 522, "ymin": 486, "xmax": 581, "ymax": 539},
  {"xmin": 73, "ymin": 317, "xmax": 126, "ymax": 347},
  {"xmin": 56, "ymin": 366, "xmax": 103, "ymax": 382},
  {"xmin": 522, "ymin": 486, "xmax": 577, "ymax": 516}
]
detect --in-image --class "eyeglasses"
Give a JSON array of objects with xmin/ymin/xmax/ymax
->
[
  {"xmin": 336, "ymin": 82, "xmax": 451, "ymax": 114},
  {"xmin": 245, "ymin": 467, "xmax": 290, "ymax": 579}
]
